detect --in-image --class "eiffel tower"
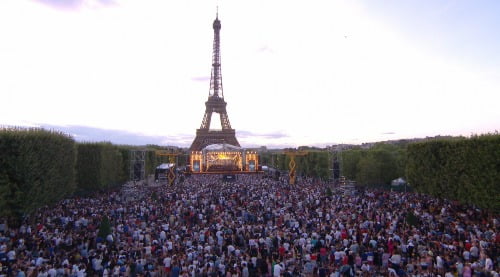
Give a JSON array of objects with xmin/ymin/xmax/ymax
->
[{"xmin": 190, "ymin": 13, "xmax": 240, "ymax": 151}]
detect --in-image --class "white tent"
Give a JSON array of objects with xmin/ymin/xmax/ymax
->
[
  {"xmin": 156, "ymin": 163, "xmax": 175, "ymax": 170},
  {"xmin": 391, "ymin": 177, "xmax": 406, "ymax": 186}
]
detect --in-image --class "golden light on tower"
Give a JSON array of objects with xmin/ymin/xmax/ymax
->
[{"xmin": 284, "ymin": 150, "xmax": 308, "ymax": 185}]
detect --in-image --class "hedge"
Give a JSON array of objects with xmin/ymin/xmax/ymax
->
[
  {"xmin": 75, "ymin": 142, "xmax": 126, "ymax": 192},
  {"xmin": 406, "ymin": 134, "xmax": 500, "ymax": 211},
  {"xmin": 0, "ymin": 128, "xmax": 172, "ymax": 221},
  {"xmin": 0, "ymin": 128, "xmax": 76, "ymax": 219}
]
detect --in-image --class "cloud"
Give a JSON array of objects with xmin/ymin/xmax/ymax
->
[
  {"xmin": 382, "ymin": 132, "xmax": 396, "ymax": 135},
  {"xmin": 191, "ymin": 76, "xmax": 211, "ymax": 82},
  {"xmin": 257, "ymin": 45, "xmax": 274, "ymax": 54},
  {"xmin": 35, "ymin": 124, "xmax": 195, "ymax": 146},
  {"xmin": 160, "ymin": 133, "xmax": 196, "ymax": 147},
  {"xmin": 35, "ymin": 0, "xmax": 116, "ymax": 11},
  {"xmin": 237, "ymin": 130, "xmax": 289, "ymax": 139},
  {"xmin": 36, "ymin": 0, "xmax": 81, "ymax": 9}
]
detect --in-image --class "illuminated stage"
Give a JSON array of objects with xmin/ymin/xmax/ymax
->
[{"xmin": 189, "ymin": 144, "xmax": 260, "ymax": 174}]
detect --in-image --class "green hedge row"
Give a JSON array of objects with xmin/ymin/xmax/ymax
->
[
  {"xmin": 406, "ymin": 134, "xmax": 500, "ymax": 211},
  {"xmin": 296, "ymin": 151, "xmax": 331, "ymax": 180},
  {"xmin": 75, "ymin": 142, "xmax": 127, "ymax": 192},
  {"xmin": 0, "ymin": 128, "xmax": 76, "ymax": 218},
  {"xmin": 260, "ymin": 150, "xmax": 332, "ymax": 180},
  {"xmin": 341, "ymin": 143, "xmax": 407, "ymax": 185},
  {"xmin": 0, "ymin": 128, "xmax": 161, "ymax": 220}
]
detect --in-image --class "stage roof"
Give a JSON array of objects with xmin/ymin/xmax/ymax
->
[{"xmin": 203, "ymin": 143, "xmax": 242, "ymax": 151}]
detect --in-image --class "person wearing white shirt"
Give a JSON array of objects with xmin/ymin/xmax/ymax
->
[
  {"xmin": 92, "ymin": 256, "xmax": 103, "ymax": 273},
  {"xmin": 241, "ymin": 262, "xmax": 249, "ymax": 277},
  {"xmin": 361, "ymin": 262, "xmax": 371, "ymax": 273},
  {"xmin": 390, "ymin": 253, "xmax": 401, "ymax": 267},
  {"xmin": 470, "ymin": 245, "xmax": 479, "ymax": 260},
  {"xmin": 334, "ymin": 249, "xmax": 345, "ymax": 265},
  {"xmin": 35, "ymin": 256, "xmax": 46, "ymax": 266},
  {"xmin": 144, "ymin": 245, "xmax": 152, "ymax": 256},
  {"xmin": 251, "ymin": 256, "xmax": 257, "ymax": 267},
  {"xmin": 485, "ymin": 256, "xmax": 493, "ymax": 271},
  {"xmin": 227, "ymin": 245, "xmax": 235, "ymax": 255},
  {"xmin": 283, "ymin": 242, "xmax": 290, "ymax": 252},
  {"xmin": 163, "ymin": 256, "xmax": 172, "ymax": 268},
  {"xmin": 273, "ymin": 263, "xmax": 283, "ymax": 277},
  {"xmin": 102, "ymin": 267, "xmax": 109, "ymax": 277},
  {"xmin": 76, "ymin": 264, "xmax": 86, "ymax": 277},
  {"xmin": 463, "ymin": 250, "xmax": 471, "ymax": 261},
  {"xmin": 6, "ymin": 250, "xmax": 15, "ymax": 262},
  {"xmin": 106, "ymin": 234, "xmax": 113, "ymax": 244},
  {"xmin": 0, "ymin": 243, "xmax": 7, "ymax": 255},
  {"xmin": 436, "ymin": 255, "xmax": 444, "ymax": 274},
  {"xmin": 47, "ymin": 266, "xmax": 57, "ymax": 277}
]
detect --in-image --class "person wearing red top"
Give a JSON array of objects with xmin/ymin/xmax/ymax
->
[
  {"xmin": 320, "ymin": 247, "xmax": 327, "ymax": 257},
  {"xmin": 36, "ymin": 223, "xmax": 44, "ymax": 232},
  {"xmin": 278, "ymin": 246, "xmax": 285, "ymax": 258},
  {"xmin": 342, "ymin": 254, "xmax": 349, "ymax": 265},
  {"xmin": 387, "ymin": 239, "xmax": 394, "ymax": 255},
  {"xmin": 341, "ymin": 230, "xmax": 348, "ymax": 240},
  {"xmin": 320, "ymin": 247, "xmax": 328, "ymax": 264},
  {"xmin": 464, "ymin": 240, "xmax": 472, "ymax": 251}
]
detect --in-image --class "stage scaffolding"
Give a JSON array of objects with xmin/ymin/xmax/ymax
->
[{"xmin": 129, "ymin": 150, "xmax": 146, "ymax": 181}]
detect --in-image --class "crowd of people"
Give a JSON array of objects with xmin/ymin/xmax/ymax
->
[{"xmin": 0, "ymin": 174, "xmax": 498, "ymax": 276}]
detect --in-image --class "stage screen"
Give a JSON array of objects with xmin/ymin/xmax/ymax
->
[
  {"xmin": 249, "ymin": 160, "xmax": 255, "ymax": 171},
  {"xmin": 193, "ymin": 160, "xmax": 200, "ymax": 172}
]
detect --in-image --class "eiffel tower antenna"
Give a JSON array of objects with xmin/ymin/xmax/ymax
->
[{"xmin": 210, "ymin": 6, "xmax": 223, "ymax": 98}]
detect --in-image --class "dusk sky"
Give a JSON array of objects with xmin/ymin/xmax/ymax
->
[{"xmin": 1, "ymin": 0, "xmax": 499, "ymax": 148}]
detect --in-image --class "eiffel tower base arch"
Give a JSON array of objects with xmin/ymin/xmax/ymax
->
[{"xmin": 190, "ymin": 129, "xmax": 240, "ymax": 151}]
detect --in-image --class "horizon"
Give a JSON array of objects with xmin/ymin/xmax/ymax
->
[
  {"xmin": 1, "ymin": 1, "xmax": 499, "ymax": 147},
  {"xmin": 1, "ymin": 123, "xmax": 496, "ymax": 150}
]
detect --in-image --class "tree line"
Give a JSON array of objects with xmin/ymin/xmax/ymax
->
[
  {"xmin": 260, "ymin": 149, "xmax": 332, "ymax": 180},
  {"xmin": 0, "ymin": 128, "xmax": 171, "ymax": 221},
  {"xmin": 341, "ymin": 143, "xmax": 407, "ymax": 186},
  {"xmin": 1, "ymin": 128, "xmax": 498, "ymax": 221},
  {"xmin": 259, "ymin": 144, "xmax": 407, "ymax": 184},
  {"xmin": 338, "ymin": 134, "xmax": 499, "ymax": 211},
  {"xmin": 260, "ymin": 134, "xmax": 498, "ymax": 212}
]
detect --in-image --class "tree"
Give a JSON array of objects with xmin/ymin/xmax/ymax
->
[
  {"xmin": 342, "ymin": 149, "xmax": 364, "ymax": 180},
  {"xmin": 356, "ymin": 154, "xmax": 380, "ymax": 185},
  {"xmin": 97, "ymin": 215, "xmax": 111, "ymax": 239},
  {"xmin": 406, "ymin": 211, "xmax": 420, "ymax": 227}
]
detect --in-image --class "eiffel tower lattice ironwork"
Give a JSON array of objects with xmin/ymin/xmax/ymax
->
[{"xmin": 190, "ymin": 13, "xmax": 240, "ymax": 151}]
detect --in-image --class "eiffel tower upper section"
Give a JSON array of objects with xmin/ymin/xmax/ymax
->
[{"xmin": 190, "ymin": 13, "xmax": 240, "ymax": 151}]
